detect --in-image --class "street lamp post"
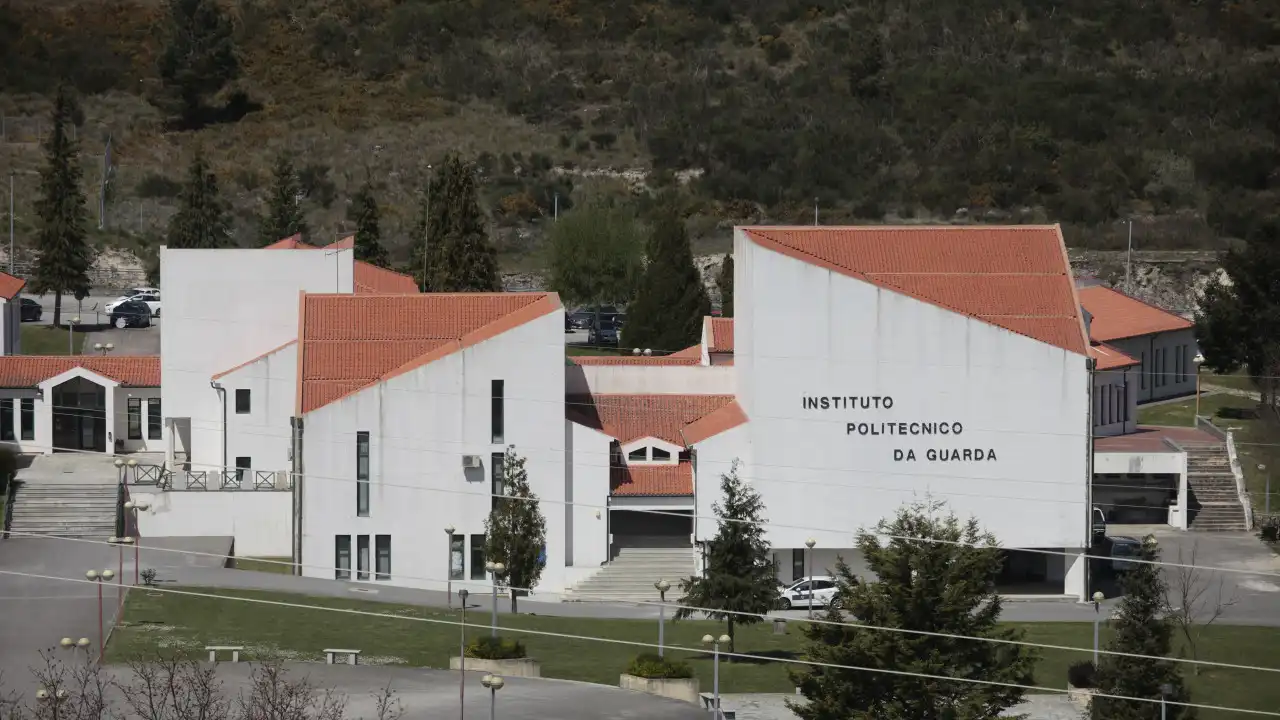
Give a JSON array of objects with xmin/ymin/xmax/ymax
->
[
  {"xmin": 85, "ymin": 569, "xmax": 114, "ymax": 659},
  {"xmin": 445, "ymin": 525, "xmax": 456, "ymax": 608},
  {"xmin": 485, "ymin": 560, "xmax": 505, "ymax": 638},
  {"xmin": 68, "ymin": 316, "xmax": 80, "ymax": 354},
  {"xmin": 654, "ymin": 579, "xmax": 671, "ymax": 658},
  {"xmin": 480, "ymin": 673, "xmax": 504, "ymax": 720},
  {"xmin": 108, "ymin": 537, "xmax": 127, "ymax": 610},
  {"xmin": 457, "ymin": 588, "xmax": 469, "ymax": 720},
  {"xmin": 1261, "ymin": 464, "xmax": 1271, "ymax": 516},
  {"xmin": 1192, "ymin": 354, "xmax": 1205, "ymax": 427},
  {"xmin": 702, "ymin": 634, "xmax": 731, "ymax": 719},
  {"xmin": 123, "ymin": 500, "xmax": 148, "ymax": 584},
  {"xmin": 1091, "ymin": 591, "xmax": 1105, "ymax": 665},
  {"xmin": 804, "ymin": 538, "xmax": 816, "ymax": 619},
  {"xmin": 1160, "ymin": 682, "xmax": 1173, "ymax": 720},
  {"xmin": 92, "ymin": 342, "xmax": 114, "ymax": 357}
]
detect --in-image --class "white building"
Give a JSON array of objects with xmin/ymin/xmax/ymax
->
[
  {"xmin": 0, "ymin": 271, "xmax": 27, "ymax": 356},
  {"xmin": 1078, "ymin": 284, "xmax": 1198, "ymax": 404}
]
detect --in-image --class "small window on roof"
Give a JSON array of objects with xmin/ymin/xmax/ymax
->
[
  {"xmin": 651, "ymin": 447, "xmax": 671, "ymax": 461},
  {"xmin": 627, "ymin": 447, "xmax": 648, "ymax": 461}
]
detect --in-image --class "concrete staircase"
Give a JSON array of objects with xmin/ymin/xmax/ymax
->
[
  {"xmin": 1185, "ymin": 445, "xmax": 1249, "ymax": 531},
  {"xmin": 564, "ymin": 544, "xmax": 697, "ymax": 603},
  {"xmin": 7, "ymin": 483, "xmax": 119, "ymax": 539}
]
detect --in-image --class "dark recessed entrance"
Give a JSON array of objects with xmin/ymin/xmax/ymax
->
[{"xmin": 51, "ymin": 377, "xmax": 106, "ymax": 453}]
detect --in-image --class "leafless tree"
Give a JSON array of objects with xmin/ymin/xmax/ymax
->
[
  {"xmin": 367, "ymin": 684, "xmax": 402, "ymax": 720},
  {"xmin": 236, "ymin": 663, "xmax": 346, "ymax": 720},
  {"xmin": 116, "ymin": 656, "xmax": 230, "ymax": 720},
  {"xmin": 24, "ymin": 651, "xmax": 111, "ymax": 720},
  {"xmin": 1164, "ymin": 540, "xmax": 1239, "ymax": 673}
]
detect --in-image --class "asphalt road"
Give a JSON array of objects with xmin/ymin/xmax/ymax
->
[{"xmin": 81, "ymin": 325, "xmax": 161, "ymax": 355}]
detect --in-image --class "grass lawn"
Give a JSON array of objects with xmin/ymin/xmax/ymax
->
[
  {"xmin": 231, "ymin": 557, "xmax": 295, "ymax": 574},
  {"xmin": 108, "ymin": 587, "xmax": 1276, "ymax": 717},
  {"xmin": 1202, "ymin": 370, "xmax": 1260, "ymax": 394},
  {"xmin": 19, "ymin": 324, "xmax": 85, "ymax": 355},
  {"xmin": 566, "ymin": 344, "xmax": 623, "ymax": 357}
]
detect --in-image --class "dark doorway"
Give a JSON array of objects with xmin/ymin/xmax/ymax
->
[{"xmin": 51, "ymin": 377, "xmax": 107, "ymax": 452}]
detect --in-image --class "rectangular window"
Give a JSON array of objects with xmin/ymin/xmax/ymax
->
[
  {"xmin": 1175, "ymin": 346, "xmax": 1183, "ymax": 382},
  {"xmin": 356, "ymin": 431, "xmax": 370, "ymax": 517},
  {"xmin": 235, "ymin": 456, "xmax": 251, "ymax": 484},
  {"xmin": 19, "ymin": 398, "xmax": 33, "ymax": 441},
  {"xmin": 792, "ymin": 548, "xmax": 804, "ymax": 582},
  {"xmin": 335, "ymin": 535, "xmax": 351, "ymax": 580},
  {"xmin": 1162, "ymin": 348, "xmax": 1169, "ymax": 387},
  {"xmin": 449, "ymin": 534, "xmax": 465, "ymax": 580},
  {"xmin": 491, "ymin": 452, "xmax": 505, "ymax": 511},
  {"xmin": 357, "ymin": 535, "xmax": 370, "ymax": 580},
  {"xmin": 375, "ymin": 535, "xmax": 391, "ymax": 580},
  {"xmin": 127, "ymin": 397, "xmax": 142, "ymax": 440},
  {"xmin": 235, "ymin": 388, "xmax": 251, "ymax": 414},
  {"xmin": 0, "ymin": 399, "xmax": 11, "ymax": 441},
  {"xmin": 491, "ymin": 380, "xmax": 505, "ymax": 443},
  {"xmin": 1140, "ymin": 352, "xmax": 1147, "ymax": 390},
  {"xmin": 1122, "ymin": 381, "xmax": 1130, "ymax": 423},
  {"xmin": 147, "ymin": 398, "xmax": 162, "ymax": 440},
  {"xmin": 470, "ymin": 534, "xmax": 487, "ymax": 580}
]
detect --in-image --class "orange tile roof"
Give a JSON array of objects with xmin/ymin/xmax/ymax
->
[
  {"xmin": 741, "ymin": 225, "xmax": 1088, "ymax": 356},
  {"xmin": 611, "ymin": 460, "xmax": 693, "ymax": 496},
  {"xmin": 1077, "ymin": 285, "xmax": 1193, "ymax": 342},
  {"xmin": 682, "ymin": 400, "xmax": 748, "ymax": 444},
  {"xmin": 0, "ymin": 356, "xmax": 160, "ymax": 387},
  {"xmin": 0, "ymin": 271, "xmax": 26, "ymax": 300},
  {"xmin": 298, "ymin": 293, "xmax": 561, "ymax": 413},
  {"xmin": 569, "ymin": 346, "xmax": 703, "ymax": 366},
  {"xmin": 1089, "ymin": 343, "xmax": 1140, "ymax": 371},
  {"xmin": 212, "ymin": 340, "xmax": 297, "ymax": 380},
  {"xmin": 566, "ymin": 394, "xmax": 738, "ymax": 445},
  {"xmin": 264, "ymin": 234, "xmax": 418, "ymax": 294},
  {"xmin": 263, "ymin": 234, "xmax": 314, "ymax": 250},
  {"xmin": 706, "ymin": 317, "xmax": 734, "ymax": 353}
]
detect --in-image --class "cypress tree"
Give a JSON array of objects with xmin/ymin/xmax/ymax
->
[
  {"xmin": 625, "ymin": 199, "xmax": 709, "ymax": 351},
  {"xmin": 1091, "ymin": 536, "xmax": 1192, "ymax": 720},
  {"xmin": 347, "ymin": 181, "xmax": 388, "ymax": 268},
  {"xmin": 29, "ymin": 85, "xmax": 92, "ymax": 329},
  {"xmin": 717, "ymin": 253, "xmax": 734, "ymax": 317},
  {"xmin": 157, "ymin": 0, "xmax": 239, "ymax": 124},
  {"xmin": 166, "ymin": 150, "xmax": 231, "ymax": 249},
  {"xmin": 483, "ymin": 446, "xmax": 547, "ymax": 614},
  {"xmin": 258, "ymin": 153, "xmax": 308, "ymax": 245},
  {"xmin": 409, "ymin": 155, "xmax": 499, "ymax": 291}
]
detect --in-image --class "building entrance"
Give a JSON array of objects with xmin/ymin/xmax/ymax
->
[{"xmin": 51, "ymin": 377, "xmax": 107, "ymax": 452}]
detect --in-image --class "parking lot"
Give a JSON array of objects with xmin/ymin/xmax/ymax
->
[{"xmin": 25, "ymin": 292, "xmax": 131, "ymax": 327}]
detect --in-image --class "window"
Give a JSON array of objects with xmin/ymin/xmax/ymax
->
[
  {"xmin": 1140, "ymin": 352, "xmax": 1147, "ymax": 390},
  {"xmin": 627, "ymin": 447, "xmax": 647, "ymax": 462},
  {"xmin": 357, "ymin": 535, "xmax": 370, "ymax": 580},
  {"xmin": 651, "ymin": 447, "xmax": 671, "ymax": 461},
  {"xmin": 235, "ymin": 388, "xmax": 251, "ymax": 414},
  {"xmin": 1163, "ymin": 347, "xmax": 1170, "ymax": 387},
  {"xmin": 470, "ymin": 534, "xmax": 486, "ymax": 580},
  {"xmin": 127, "ymin": 397, "xmax": 142, "ymax": 439},
  {"xmin": 491, "ymin": 452, "xmax": 505, "ymax": 510},
  {"xmin": 235, "ymin": 456, "xmax": 251, "ymax": 484},
  {"xmin": 20, "ymin": 398, "xmax": 33, "ymax": 441},
  {"xmin": 791, "ymin": 548, "xmax": 804, "ymax": 582},
  {"xmin": 335, "ymin": 536, "xmax": 351, "ymax": 579},
  {"xmin": 0, "ymin": 399, "xmax": 11, "ymax": 441},
  {"xmin": 356, "ymin": 431, "xmax": 370, "ymax": 517},
  {"xmin": 147, "ymin": 398, "xmax": 162, "ymax": 440},
  {"xmin": 449, "ymin": 534, "xmax": 465, "ymax": 580},
  {"xmin": 376, "ymin": 535, "xmax": 391, "ymax": 580},
  {"xmin": 1175, "ymin": 346, "xmax": 1183, "ymax": 383},
  {"xmin": 490, "ymin": 380, "xmax": 504, "ymax": 443}
]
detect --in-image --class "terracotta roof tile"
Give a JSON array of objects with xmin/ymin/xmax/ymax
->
[
  {"xmin": 264, "ymin": 234, "xmax": 419, "ymax": 294},
  {"xmin": 682, "ymin": 400, "xmax": 748, "ymax": 444},
  {"xmin": 1077, "ymin": 285, "xmax": 1193, "ymax": 342},
  {"xmin": 212, "ymin": 340, "xmax": 297, "ymax": 380},
  {"xmin": 0, "ymin": 271, "xmax": 26, "ymax": 300},
  {"xmin": 1089, "ymin": 342, "xmax": 1140, "ymax": 371},
  {"xmin": 0, "ymin": 356, "xmax": 160, "ymax": 387},
  {"xmin": 263, "ymin": 234, "xmax": 314, "ymax": 250},
  {"xmin": 299, "ymin": 293, "xmax": 560, "ymax": 413},
  {"xmin": 706, "ymin": 317, "xmax": 734, "ymax": 353},
  {"xmin": 741, "ymin": 225, "xmax": 1088, "ymax": 355},
  {"xmin": 611, "ymin": 460, "xmax": 693, "ymax": 496},
  {"xmin": 566, "ymin": 394, "xmax": 737, "ymax": 445}
]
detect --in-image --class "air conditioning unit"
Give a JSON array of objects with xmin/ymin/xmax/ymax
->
[{"xmin": 462, "ymin": 455, "xmax": 483, "ymax": 469}]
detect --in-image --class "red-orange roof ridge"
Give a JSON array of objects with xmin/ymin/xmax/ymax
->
[
  {"xmin": 0, "ymin": 356, "xmax": 160, "ymax": 387},
  {"xmin": 0, "ymin": 271, "xmax": 27, "ymax": 301},
  {"xmin": 611, "ymin": 461, "xmax": 694, "ymax": 496},
  {"xmin": 1077, "ymin": 285, "xmax": 1193, "ymax": 342},
  {"xmin": 566, "ymin": 393, "xmax": 740, "ymax": 446}
]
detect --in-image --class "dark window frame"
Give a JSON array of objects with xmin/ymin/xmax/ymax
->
[
  {"xmin": 19, "ymin": 398, "xmax": 33, "ymax": 441},
  {"xmin": 356, "ymin": 431, "xmax": 370, "ymax": 517},
  {"xmin": 147, "ymin": 397, "xmax": 162, "ymax": 440},
  {"xmin": 449, "ymin": 534, "xmax": 464, "ymax": 580},
  {"xmin": 470, "ymin": 534, "xmax": 486, "ymax": 580},
  {"xmin": 127, "ymin": 397, "xmax": 142, "ymax": 440},
  {"xmin": 335, "ymin": 535, "xmax": 351, "ymax": 580},
  {"xmin": 235, "ymin": 388, "xmax": 251, "ymax": 414},
  {"xmin": 791, "ymin": 548, "xmax": 804, "ymax": 582},
  {"xmin": 376, "ymin": 535, "xmax": 391, "ymax": 580},
  {"xmin": 235, "ymin": 456, "xmax": 251, "ymax": 484},
  {"xmin": 491, "ymin": 452, "xmax": 505, "ymax": 511},
  {"xmin": 356, "ymin": 535, "xmax": 370, "ymax": 580},
  {"xmin": 491, "ymin": 379, "xmax": 505, "ymax": 443},
  {"xmin": 0, "ymin": 398, "xmax": 12, "ymax": 441}
]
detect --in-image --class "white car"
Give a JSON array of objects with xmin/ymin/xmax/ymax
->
[
  {"xmin": 105, "ymin": 287, "xmax": 161, "ymax": 318},
  {"xmin": 777, "ymin": 576, "xmax": 839, "ymax": 610}
]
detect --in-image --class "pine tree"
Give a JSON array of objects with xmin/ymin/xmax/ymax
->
[
  {"xmin": 483, "ymin": 446, "xmax": 547, "ymax": 614},
  {"xmin": 789, "ymin": 499, "xmax": 1037, "ymax": 720},
  {"xmin": 409, "ymin": 156, "xmax": 499, "ymax": 291},
  {"xmin": 347, "ymin": 181, "xmax": 388, "ymax": 268},
  {"xmin": 156, "ymin": 0, "xmax": 240, "ymax": 124},
  {"xmin": 258, "ymin": 154, "xmax": 307, "ymax": 245},
  {"xmin": 1091, "ymin": 535, "xmax": 1192, "ymax": 720},
  {"xmin": 29, "ymin": 85, "xmax": 92, "ymax": 329},
  {"xmin": 625, "ymin": 199, "xmax": 710, "ymax": 351},
  {"xmin": 166, "ymin": 150, "xmax": 231, "ymax": 249},
  {"xmin": 674, "ymin": 461, "xmax": 776, "ymax": 654},
  {"xmin": 717, "ymin": 253, "xmax": 734, "ymax": 317}
]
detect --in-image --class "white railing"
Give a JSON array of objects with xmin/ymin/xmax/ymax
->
[{"xmin": 1223, "ymin": 430, "xmax": 1255, "ymax": 532}]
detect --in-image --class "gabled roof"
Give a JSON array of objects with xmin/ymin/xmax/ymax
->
[
  {"xmin": 298, "ymin": 293, "xmax": 561, "ymax": 413},
  {"xmin": 705, "ymin": 317, "xmax": 734, "ymax": 353},
  {"xmin": 263, "ymin": 234, "xmax": 419, "ymax": 294},
  {"xmin": 566, "ymin": 394, "xmax": 740, "ymax": 445},
  {"xmin": 0, "ymin": 356, "xmax": 160, "ymax": 387},
  {"xmin": 569, "ymin": 345, "xmax": 703, "ymax": 366},
  {"xmin": 0, "ymin": 271, "xmax": 26, "ymax": 301},
  {"xmin": 1077, "ymin": 285, "xmax": 1193, "ymax": 342},
  {"xmin": 741, "ymin": 225, "xmax": 1089, "ymax": 356},
  {"xmin": 1089, "ymin": 343, "xmax": 1140, "ymax": 371},
  {"xmin": 611, "ymin": 461, "xmax": 693, "ymax": 496},
  {"xmin": 212, "ymin": 340, "xmax": 297, "ymax": 380}
]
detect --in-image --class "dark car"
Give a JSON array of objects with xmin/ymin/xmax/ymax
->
[
  {"xmin": 110, "ymin": 299, "xmax": 153, "ymax": 329},
  {"xmin": 588, "ymin": 320, "xmax": 620, "ymax": 346},
  {"xmin": 19, "ymin": 298, "xmax": 42, "ymax": 322},
  {"xmin": 1107, "ymin": 535, "xmax": 1143, "ymax": 574},
  {"xmin": 569, "ymin": 312, "xmax": 594, "ymax": 330}
]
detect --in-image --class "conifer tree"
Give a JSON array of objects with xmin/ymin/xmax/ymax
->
[
  {"xmin": 258, "ymin": 154, "xmax": 307, "ymax": 245},
  {"xmin": 790, "ymin": 499, "xmax": 1037, "ymax": 720},
  {"xmin": 1091, "ymin": 535, "xmax": 1192, "ymax": 720},
  {"xmin": 675, "ymin": 461, "xmax": 776, "ymax": 654},
  {"xmin": 717, "ymin": 253, "xmax": 734, "ymax": 317},
  {"xmin": 625, "ymin": 199, "xmax": 710, "ymax": 350},
  {"xmin": 30, "ymin": 85, "xmax": 92, "ymax": 329},
  {"xmin": 157, "ymin": 0, "xmax": 239, "ymax": 124},
  {"xmin": 166, "ymin": 150, "xmax": 230, "ymax": 249},
  {"xmin": 347, "ymin": 181, "xmax": 388, "ymax": 268},
  {"xmin": 483, "ymin": 446, "xmax": 547, "ymax": 614},
  {"xmin": 409, "ymin": 155, "xmax": 499, "ymax": 291}
]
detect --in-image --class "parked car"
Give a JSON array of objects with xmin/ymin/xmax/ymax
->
[
  {"xmin": 1091, "ymin": 506, "xmax": 1107, "ymax": 539},
  {"xmin": 109, "ymin": 299, "xmax": 153, "ymax": 329},
  {"xmin": 19, "ymin": 298, "xmax": 42, "ymax": 322},
  {"xmin": 105, "ymin": 288, "xmax": 161, "ymax": 317},
  {"xmin": 569, "ymin": 312, "xmax": 594, "ymax": 330},
  {"xmin": 1107, "ymin": 535, "xmax": 1143, "ymax": 574},
  {"xmin": 777, "ymin": 576, "xmax": 839, "ymax": 610},
  {"xmin": 588, "ymin": 320, "xmax": 620, "ymax": 346}
]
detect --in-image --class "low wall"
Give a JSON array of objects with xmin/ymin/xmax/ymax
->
[{"xmin": 133, "ymin": 490, "xmax": 292, "ymax": 556}]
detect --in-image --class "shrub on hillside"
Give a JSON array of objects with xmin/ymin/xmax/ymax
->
[
  {"xmin": 1068, "ymin": 661, "xmax": 1097, "ymax": 688},
  {"xmin": 464, "ymin": 636, "xmax": 527, "ymax": 660},
  {"xmin": 625, "ymin": 653, "xmax": 694, "ymax": 679}
]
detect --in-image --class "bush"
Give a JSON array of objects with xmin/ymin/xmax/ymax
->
[
  {"xmin": 1261, "ymin": 517, "xmax": 1280, "ymax": 543},
  {"xmin": 625, "ymin": 653, "xmax": 694, "ymax": 679},
  {"xmin": 464, "ymin": 636, "xmax": 527, "ymax": 660},
  {"xmin": 1067, "ymin": 660, "xmax": 1097, "ymax": 688},
  {"xmin": 135, "ymin": 173, "xmax": 183, "ymax": 199}
]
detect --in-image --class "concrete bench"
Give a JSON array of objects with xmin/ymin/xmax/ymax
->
[
  {"xmin": 699, "ymin": 693, "xmax": 736, "ymax": 719},
  {"xmin": 206, "ymin": 646, "xmax": 243, "ymax": 663},
  {"xmin": 324, "ymin": 649, "xmax": 361, "ymax": 665}
]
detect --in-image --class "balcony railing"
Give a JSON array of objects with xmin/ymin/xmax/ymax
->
[{"xmin": 126, "ymin": 464, "xmax": 292, "ymax": 492}]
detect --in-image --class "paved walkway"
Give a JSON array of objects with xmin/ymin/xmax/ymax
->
[{"xmin": 721, "ymin": 693, "xmax": 1082, "ymax": 720}]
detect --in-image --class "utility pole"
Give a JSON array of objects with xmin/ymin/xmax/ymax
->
[
  {"xmin": 421, "ymin": 164, "xmax": 432, "ymax": 291},
  {"xmin": 8, "ymin": 171, "xmax": 13, "ymax": 275},
  {"xmin": 99, "ymin": 135, "xmax": 112, "ymax": 230},
  {"xmin": 1125, "ymin": 219, "xmax": 1133, "ymax": 294},
  {"xmin": 813, "ymin": 197, "xmax": 818, "ymax": 226},
  {"xmin": 554, "ymin": 192, "xmax": 559, "ymax": 222}
]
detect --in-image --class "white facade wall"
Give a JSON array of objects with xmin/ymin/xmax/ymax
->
[
  {"xmin": 114, "ymin": 386, "xmax": 165, "ymax": 453},
  {"xmin": 1092, "ymin": 366, "xmax": 1138, "ymax": 438},
  {"xmin": 130, "ymin": 490, "xmax": 292, "ymax": 557},
  {"xmin": 219, "ymin": 342, "xmax": 298, "ymax": 477},
  {"xmin": 0, "ymin": 389, "xmax": 41, "ymax": 453},
  {"xmin": 301, "ymin": 310, "xmax": 572, "ymax": 593},
  {"xmin": 732, "ymin": 230, "xmax": 1091, "ymax": 576},
  {"xmin": 160, "ymin": 247, "xmax": 353, "ymax": 471},
  {"xmin": 566, "ymin": 364, "xmax": 735, "ymax": 395},
  {"xmin": 1109, "ymin": 328, "xmax": 1198, "ymax": 404},
  {"xmin": 565, "ymin": 420, "xmax": 611, "ymax": 585}
]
